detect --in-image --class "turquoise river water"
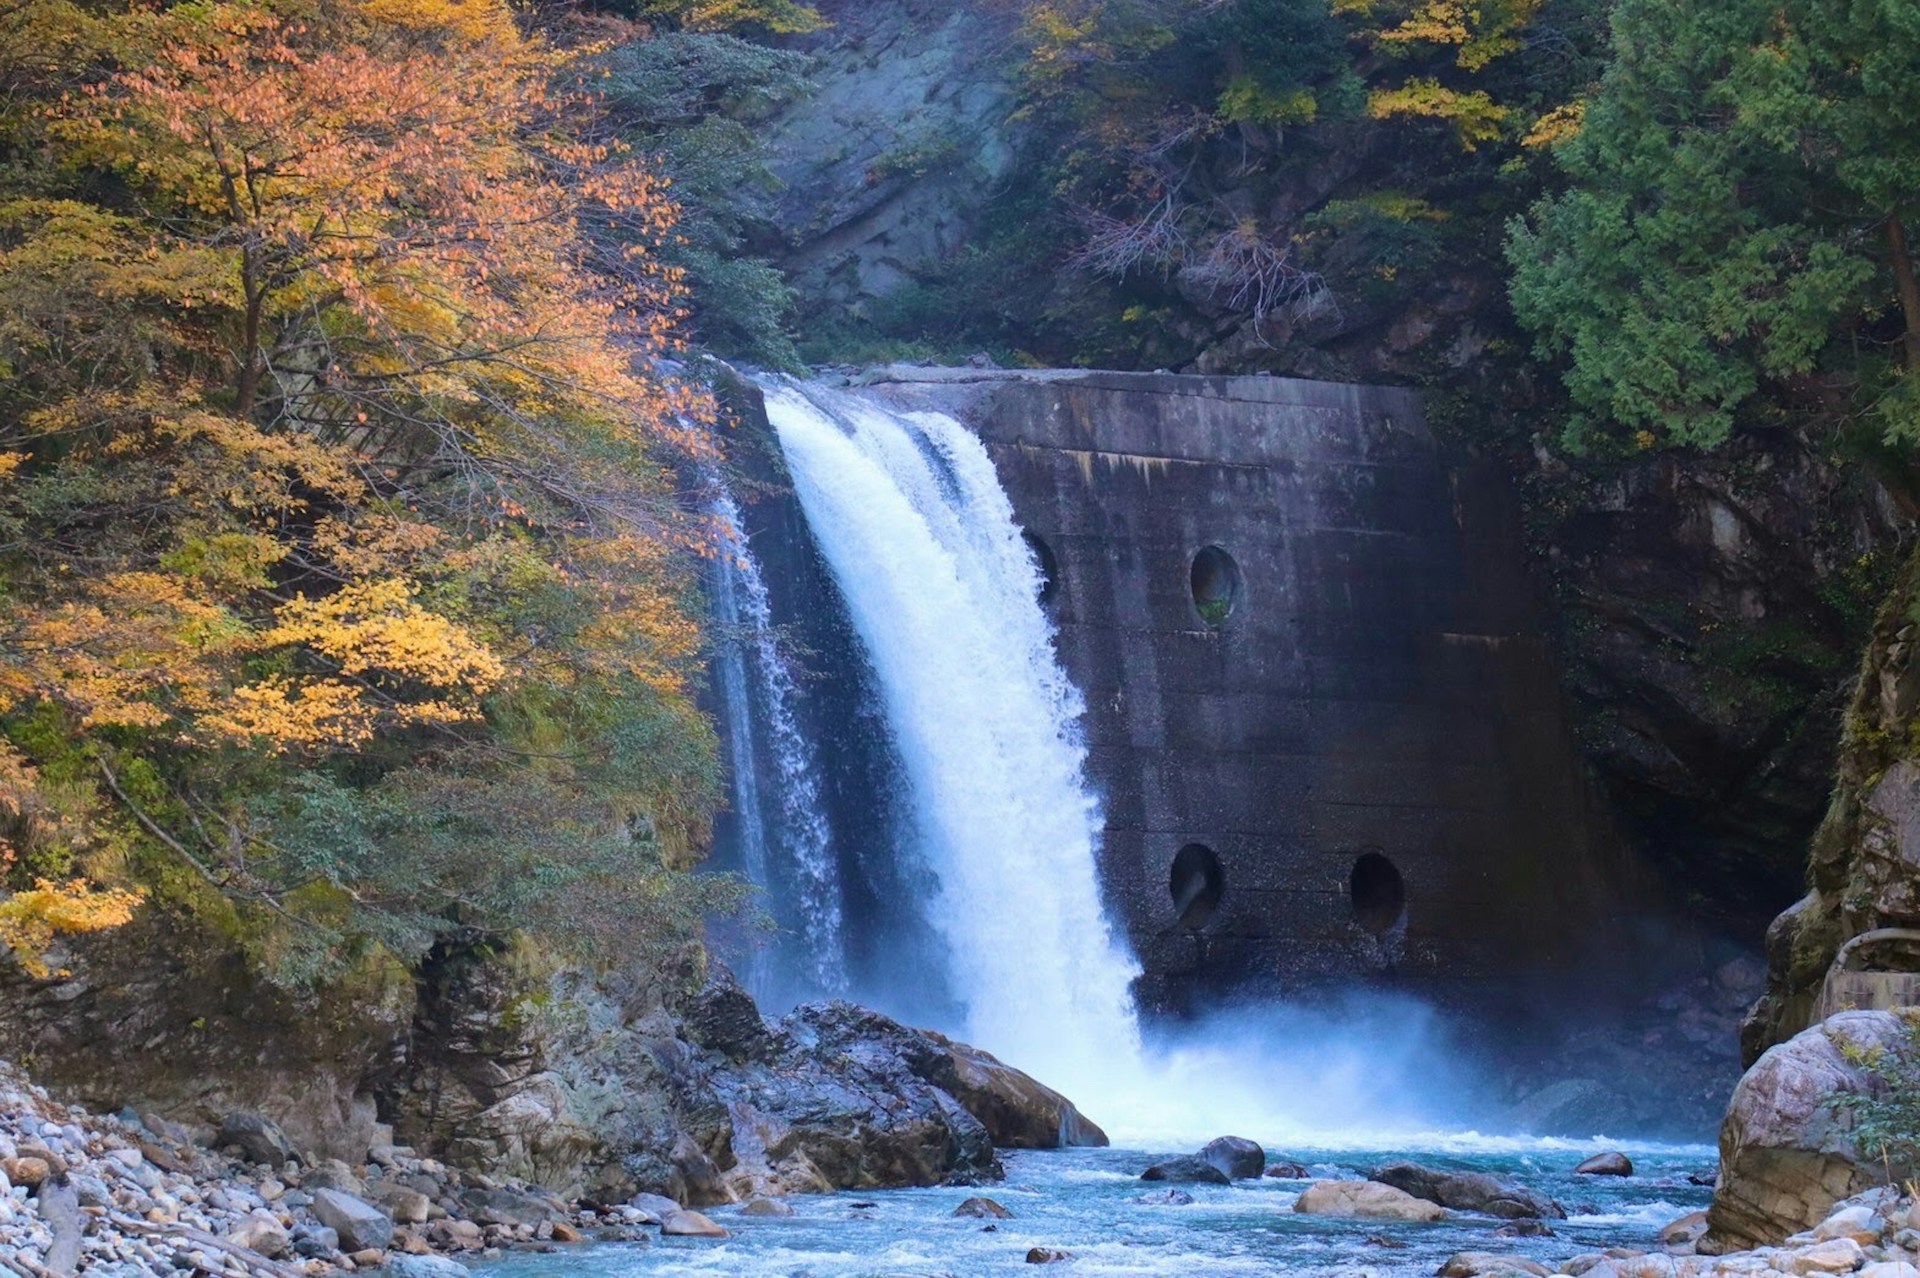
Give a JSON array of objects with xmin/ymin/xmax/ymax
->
[{"xmin": 478, "ymin": 1136, "xmax": 1714, "ymax": 1277}]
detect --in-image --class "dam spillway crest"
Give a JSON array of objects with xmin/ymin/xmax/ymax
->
[{"xmin": 711, "ymin": 367, "xmax": 1647, "ymax": 1058}]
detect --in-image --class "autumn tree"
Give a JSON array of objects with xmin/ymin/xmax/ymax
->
[
  {"xmin": 1507, "ymin": 0, "xmax": 1920, "ymax": 452},
  {"xmin": 0, "ymin": 0, "xmax": 740, "ymax": 983}
]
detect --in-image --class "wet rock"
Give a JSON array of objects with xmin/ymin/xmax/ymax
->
[
  {"xmin": 1199, "ymin": 1136, "xmax": 1265, "ymax": 1180},
  {"xmin": 1133, "ymin": 1189, "xmax": 1194, "ymax": 1206},
  {"xmin": 683, "ymin": 979, "xmax": 776, "ymax": 1063},
  {"xmin": 953, "ymin": 1196, "xmax": 1013, "ymax": 1219},
  {"xmin": 310, "ymin": 1187, "xmax": 396, "ymax": 1253},
  {"xmin": 1657, "ymin": 1209, "xmax": 1709, "ymax": 1249},
  {"xmin": 1437, "ymin": 1253, "xmax": 1552, "ymax": 1277},
  {"xmin": 1292, "ymin": 1180, "xmax": 1446, "ymax": 1222},
  {"xmin": 216, "ymin": 1112, "xmax": 294, "ymax": 1168},
  {"xmin": 1371, "ymin": 1163, "xmax": 1566, "ymax": 1219},
  {"xmin": 1495, "ymin": 1219, "xmax": 1556, "ymax": 1239},
  {"xmin": 383, "ymin": 1257, "xmax": 472, "ymax": 1278},
  {"xmin": 1140, "ymin": 1156, "xmax": 1230, "ymax": 1186},
  {"xmin": 1026, "ymin": 1247, "xmax": 1072, "ymax": 1264},
  {"xmin": 741, "ymin": 1197, "xmax": 796, "ymax": 1217},
  {"xmin": 661, "ymin": 1209, "xmax": 728, "ymax": 1238},
  {"xmin": 1576, "ymin": 1152, "xmax": 1634, "ymax": 1177},
  {"xmin": 1707, "ymin": 1011, "xmax": 1904, "ymax": 1249},
  {"xmin": 1264, "ymin": 1161, "xmax": 1310, "ymax": 1179}
]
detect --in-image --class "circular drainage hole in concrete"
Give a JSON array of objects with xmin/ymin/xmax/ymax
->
[
  {"xmin": 1349, "ymin": 851, "xmax": 1406, "ymax": 935},
  {"xmin": 1023, "ymin": 530, "xmax": 1059, "ymax": 605},
  {"xmin": 1170, "ymin": 843, "xmax": 1225, "ymax": 929},
  {"xmin": 1190, "ymin": 545, "xmax": 1243, "ymax": 626}
]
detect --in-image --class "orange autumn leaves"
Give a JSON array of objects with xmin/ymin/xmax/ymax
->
[
  {"xmin": 0, "ymin": 0, "xmax": 721, "ymax": 975},
  {"xmin": 0, "ymin": 0, "xmax": 711, "ymax": 753}
]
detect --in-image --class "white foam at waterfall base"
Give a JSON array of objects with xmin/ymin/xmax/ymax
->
[{"xmin": 761, "ymin": 380, "xmax": 1623, "ymax": 1153}]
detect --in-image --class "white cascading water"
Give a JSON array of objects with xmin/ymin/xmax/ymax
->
[
  {"xmin": 710, "ymin": 490, "xmax": 848, "ymax": 999},
  {"xmin": 762, "ymin": 382, "xmax": 1143, "ymax": 1092}
]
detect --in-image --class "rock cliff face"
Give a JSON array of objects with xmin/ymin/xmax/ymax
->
[
  {"xmin": 1745, "ymin": 551, "xmax": 1920, "ymax": 1060},
  {"xmin": 755, "ymin": 0, "xmax": 1021, "ymax": 310},
  {"xmin": 1539, "ymin": 435, "xmax": 1908, "ymax": 931}
]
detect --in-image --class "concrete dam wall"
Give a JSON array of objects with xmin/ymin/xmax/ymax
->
[{"xmin": 719, "ymin": 367, "xmax": 1647, "ymax": 1018}]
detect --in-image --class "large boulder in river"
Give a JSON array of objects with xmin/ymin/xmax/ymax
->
[
  {"xmin": 917, "ymin": 1028, "xmax": 1109, "ymax": 1149},
  {"xmin": 1705, "ymin": 1011, "xmax": 1905, "ymax": 1250},
  {"xmin": 1140, "ymin": 1156, "xmax": 1231, "ymax": 1186},
  {"xmin": 1371, "ymin": 1162, "xmax": 1565, "ymax": 1220},
  {"xmin": 1294, "ymin": 1180, "xmax": 1447, "ymax": 1222},
  {"xmin": 1200, "ymin": 1136, "xmax": 1265, "ymax": 1180}
]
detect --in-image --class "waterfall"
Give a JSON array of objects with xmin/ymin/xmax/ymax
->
[
  {"xmin": 760, "ymin": 382, "xmax": 1142, "ymax": 1088},
  {"xmin": 709, "ymin": 489, "xmax": 847, "ymax": 1002}
]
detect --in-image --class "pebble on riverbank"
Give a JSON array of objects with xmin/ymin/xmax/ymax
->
[
  {"xmin": 1444, "ymin": 1184, "xmax": 1920, "ymax": 1278},
  {"xmin": 0, "ymin": 1059, "xmax": 681, "ymax": 1275}
]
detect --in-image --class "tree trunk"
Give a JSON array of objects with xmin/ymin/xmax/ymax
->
[{"xmin": 1888, "ymin": 215, "xmax": 1920, "ymax": 369}]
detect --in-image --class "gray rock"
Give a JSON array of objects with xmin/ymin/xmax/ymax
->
[
  {"xmin": 291, "ymin": 1224, "xmax": 339, "ymax": 1258},
  {"xmin": 67, "ymin": 1172, "xmax": 112, "ymax": 1209},
  {"xmin": 1372, "ymin": 1162, "xmax": 1566, "ymax": 1219},
  {"xmin": 661, "ymin": 1208, "xmax": 728, "ymax": 1238},
  {"xmin": 1027, "ymin": 1247, "xmax": 1073, "ymax": 1264},
  {"xmin": 216, "ymin": 1112, "xmax": 294, "ymax": 1168},
  {"xmin": 1140, "ymin": 1156, "xmax": 1231, "ymax": 1186},
  {"xmin": 456, "ymin": 1186, "xmax": 553, "ymax": 1227},
  {"xmin": 381, "ymin": 1258, "xmax": 472, "ymax": 1278},
  {"xmin": 953, "ymin": 1196, "xmax": 1013, "ymax": 1219},
  {"xmin": 629, "ymin": 1192, "xmax": 681, "ymax": 1221},
  {"xmin": 1133, "ymin": 1189, "xmax": 1195, "ymax": 1206},
  {"xmin": 310, "ymin": 1187, "xmax": 395, "ymax": 1253},
  {"xmin": 1575, "ymin": 1152, "xmax": 1634, "ymax": 1177},
  {"xmin": 368, "ymin": 1182, "xmax": 431, "ymax": 1224},
  {"xmin": 1199, "ymin": 1136, "xmax": 1265, "ymax": 1180},
  {"xmin": 741, "ymin": 1197, "xmax": 795, "ymax": 1217},
  {"xmin": 1706, "ymin": 1011, "xmax": 1904, "ymax": 1249}
]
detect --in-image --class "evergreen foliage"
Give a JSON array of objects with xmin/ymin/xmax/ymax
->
[{"xmin": 1508, "ymin": 0, "xmax": 1920, "ymax": 453}]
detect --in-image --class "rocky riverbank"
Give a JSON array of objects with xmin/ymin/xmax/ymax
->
[{"xmin": 0, "ymin": 974, "xmax": 1111, "ymax": 1276}]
